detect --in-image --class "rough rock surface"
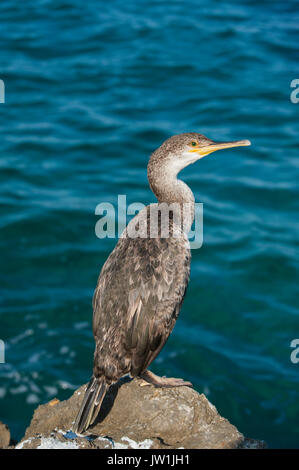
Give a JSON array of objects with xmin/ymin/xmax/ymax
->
[
  {"xmin": 0, "ymin": 421, "xmax": 11, "ymax": 449},
  {"xmin": 15, "ymin": 378, "xmax": 266, "ymax": 449}
]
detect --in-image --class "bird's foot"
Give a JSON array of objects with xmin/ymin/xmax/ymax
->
[
  {"xmin": 139, "ymin": 369, "xmax": 193, "ymax": 388},
  {"xmin": 138, "ymin": 378, "xmax": 152, "ymax": 387}
]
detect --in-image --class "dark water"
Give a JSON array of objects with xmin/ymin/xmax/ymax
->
[{"xmin": 0, "ymin": 0, "xmax": 298, "ymax": 448}]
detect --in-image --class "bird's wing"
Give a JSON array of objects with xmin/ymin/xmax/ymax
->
[{"xmin": 92, "ymin": 225, "xmax": 190, "ymax": 380}]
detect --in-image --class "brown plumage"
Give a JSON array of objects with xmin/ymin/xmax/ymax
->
[{"xmin": 73, "ymin": 132, "xmax": 251, "ymax": 433}]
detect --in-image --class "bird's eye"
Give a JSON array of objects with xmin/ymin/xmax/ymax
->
[{"xmin": 191, "ymin": 141, "xmax": 197, "ymax": 146}]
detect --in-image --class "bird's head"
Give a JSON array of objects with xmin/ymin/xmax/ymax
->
[{"xmin": 149, "ymin": 132, "xmax": 251, "ymax": 175}]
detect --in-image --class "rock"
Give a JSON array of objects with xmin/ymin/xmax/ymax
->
[
  {"xmin": 0, "ymin": 421, "xmax": 11, "ymax": 449},
  {"xmin": 15, "ymin": 378, "xmax": 266, "ymax": 449},
  {"xmin": 239, "ymin": 437, "xmax": 267, "ymax": 449}
]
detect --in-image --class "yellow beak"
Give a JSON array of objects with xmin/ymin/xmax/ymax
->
[{"xmin": 190, "ymin": 139, "xmax": 251, "ymax": 156}]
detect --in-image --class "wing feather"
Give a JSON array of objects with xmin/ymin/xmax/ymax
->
[{"xmin": 92, "ymin": 207, "xmax": 191, "ymax": 381}]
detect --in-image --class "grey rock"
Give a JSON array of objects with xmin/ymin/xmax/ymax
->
[{"xmin": 15, "ymin": 378, "xmax": 266, "ymax": 449}]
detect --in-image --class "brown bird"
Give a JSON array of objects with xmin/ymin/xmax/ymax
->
[{"xmin": 73, "ymin": 132, "xmax": 251, "ymax": 433}]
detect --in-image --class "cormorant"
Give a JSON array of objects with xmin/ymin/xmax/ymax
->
[{"xmin": 73, "ymin": 132, "xmax": 251, "ymax": 433}]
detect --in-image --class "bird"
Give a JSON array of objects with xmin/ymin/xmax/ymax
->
[{"xmin": 73, "ymin": 132, "xmax": 251, "ymax": 433}]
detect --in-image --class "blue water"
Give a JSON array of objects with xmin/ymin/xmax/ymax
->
[{"xmin": 0, "ymin": 0, "xmax": 298, "ymax": 448}]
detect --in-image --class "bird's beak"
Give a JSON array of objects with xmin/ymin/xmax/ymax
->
[{"xmin": 190, "ymin": 139, "xmax": 251, "ymax": 157}]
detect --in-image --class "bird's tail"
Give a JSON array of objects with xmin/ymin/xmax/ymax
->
[{"xmin": 73, "ymin": 376, "xmax": 108, "ymax": 434}]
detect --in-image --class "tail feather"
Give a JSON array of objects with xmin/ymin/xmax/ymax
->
[{"xmin": 73, "ymin": 376, "xmax": 108, "ymax": 434}]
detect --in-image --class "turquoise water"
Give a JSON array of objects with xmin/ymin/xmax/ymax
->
[{"xmin": 0, "ymin": 0, "xmax": 298, "ymax": 448}]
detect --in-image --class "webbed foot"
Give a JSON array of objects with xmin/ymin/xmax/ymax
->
[{"xmin": 139, "ymin": 369, "xmax": 193, "ymax": 388}]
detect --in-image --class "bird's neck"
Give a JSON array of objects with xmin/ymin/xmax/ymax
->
[{"xmin": 147, "ymin": 165, "xmax": 195, "ymax": 234}]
